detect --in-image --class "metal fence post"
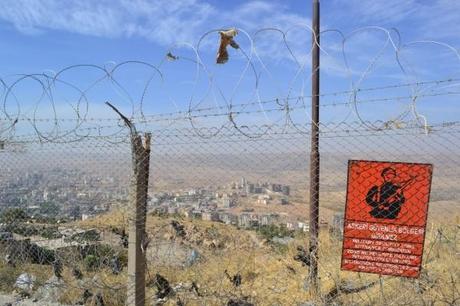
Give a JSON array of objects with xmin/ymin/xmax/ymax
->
[{"xmin": 309, "ymin": 0, "xmax": 321, "ymax": 296}]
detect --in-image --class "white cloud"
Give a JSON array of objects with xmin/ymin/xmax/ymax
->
[
  {"xmin": 332, "ymin": 0, "xmax": 419, "ymax": 24},
  {"xmin": 231, "ymin": 1, "xmax": 307, "ymax": 29},
  {"xmin": 323, "ymin": 0, "xmax": 460, "ymax": 81},
  {"xmin": 331, "ymin": 0, "xmax": 460, "ymax": 40},
  {"xmin": 0, "ymin": 0, "xmax": 121, "ymax": 36},
  {"xmin": 0, "ymin": 0, "xmax": 215, "ymax": 44},
  {"xmin": 0, "ymin": 0, "xmax": 307, "ymax": 46},
  {"xmin": 413, "ymin": 0, "xmax": 460, "ymax": 39}
]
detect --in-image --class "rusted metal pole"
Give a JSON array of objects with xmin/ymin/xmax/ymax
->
[{"xmin": 309, "ymin": 0, "xmax": 320, "ymax": 295}]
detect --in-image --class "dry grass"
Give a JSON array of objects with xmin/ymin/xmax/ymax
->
[
  {"xmin": 0, "ymin": 212, "xmax": 458, "ymax": 305},
  {"xmin": 0, "ymin": 262, "xmax": 52, "ymax": 293}
]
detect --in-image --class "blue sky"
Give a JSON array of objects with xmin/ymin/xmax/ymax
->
[{"xmin": 0, "ymin": 0, "xmax": 459, "ymax": 135}]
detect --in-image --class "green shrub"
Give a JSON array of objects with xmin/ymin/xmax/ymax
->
[
  {"xmin": 40, "ymin": 226, "xmax": 62, "ymax": 239},
  {"xmin": 256, "ymin": 224, "xmax": 294, "ymax": 241},
  {"xmin": 0, "ymin": 208, "xmax": 28, "ymax": 223},
  {"xmin": 84, "ymin": 255, "xmax": 99, "ymax": 271}
]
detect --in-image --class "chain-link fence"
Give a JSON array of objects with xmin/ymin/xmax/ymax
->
[
  {"xmin": 1, "ymin": 119, "xmax": 458, "ymax": 305},
  {"xmin": 0, "ymin": 26, "xmax": 459, "ymax": 306}
]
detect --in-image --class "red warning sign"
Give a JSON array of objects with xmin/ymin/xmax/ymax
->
[{"xmin": 341, "ymin": 160, "xmax": 433, "ymax": 278}]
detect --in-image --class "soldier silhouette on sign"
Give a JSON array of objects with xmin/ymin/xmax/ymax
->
[{"xmin": 366, "ymin": 167, "xmax": 410, "ymax": 219}]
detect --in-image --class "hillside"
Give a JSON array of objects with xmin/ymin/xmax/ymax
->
[{"xmin": 2, "ymin": 209, "xmax": 456, "ymax": 305}]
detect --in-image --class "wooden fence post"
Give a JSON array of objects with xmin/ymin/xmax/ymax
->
[
  {"xmin": 127, "ymin": 132, "xmax": 151, "ymax": 306},
  {"xmin": 105, "ymin": 102, "xmax": 151, "ymax": 306}
]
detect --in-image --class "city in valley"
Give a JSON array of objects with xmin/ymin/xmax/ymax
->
[{"xmin": 0, "ymin": 167, "xmax": 326, "ymax": 233}]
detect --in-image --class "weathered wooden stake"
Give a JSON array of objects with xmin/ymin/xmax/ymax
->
[
  {"xmin": 105, "ymin": 102, "xmax": 151, "ymax": 306},
  {"xmin": 126, "ymin": 132, "xmax": 151, "ymax": 306}
]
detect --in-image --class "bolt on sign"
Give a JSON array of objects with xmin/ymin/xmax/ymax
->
[{"xmin": 341, "ymin": 160, "xmax": 433, "ymax": 278}]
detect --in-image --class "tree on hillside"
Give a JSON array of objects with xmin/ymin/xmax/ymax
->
[
  {"xmin": 40, "ymin": 202, "xmax": 61, "ymax": 217},
  {"xmin": 0, "ymin": 208, "xmax": 28, "ymax": 223}
]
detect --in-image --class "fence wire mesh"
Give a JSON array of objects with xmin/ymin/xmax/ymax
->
[
  {"xmin": 0, "ymin": 25, "xmax": 459, "ymax": 306},
  {"xmin": 1, "ymin": 120, "xmax": 458, "ymax": 305}
]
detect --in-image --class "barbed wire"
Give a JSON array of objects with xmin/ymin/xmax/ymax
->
[{"xmin": 0, "ymin": 26, "xmax": 458, "ymax": 144}]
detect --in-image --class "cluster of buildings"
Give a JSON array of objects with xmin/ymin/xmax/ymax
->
[
  {"xmin": 0, "ymin": 168, "xmax": 129, "ymax": 220},
  {"xmin": 0, "ymin": 168, "xmax": 325, "ymax": 232},
  {"xmin": 234, "ymin": 177, "xmax": 290, "ymax": 197},
  {"xmin": 149, "ymin": 177, "xmax": 298, "ymax": 229},
  {"xmin": 151, "ymin": 200, "xmax": 282, "ymax": 229},
  {"xmin": 224, "ymin": 177, "xmax": 291, "ymax": 205}
]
